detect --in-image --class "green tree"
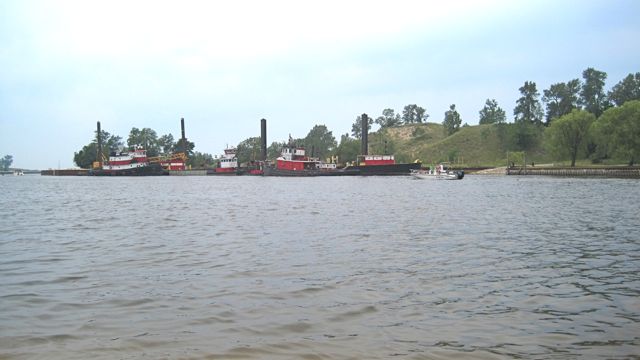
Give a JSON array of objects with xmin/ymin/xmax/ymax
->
[
  {"xmin": 375, "ymin": 108, "xmax": 402, "ymax": 128},
  {"xmin": 478, "ymin": 99, "xmax": 506, "ymax": 125},
  {"xmin": 333, "ymin": 133, "xmax": 360, "ymax": 165},
  {"xmin": 592, "ymin": 100, "xmax": 640, "ymax": 165},
  {"xmin": 127, "ymin": 127, "xmax": 160, "ymax": 156},
  {"xmin": 73, "ymin": 143, "xmax": 98, "ymax": 169},
  {"xmin": 174, "ymin": 138, "xmax": 195, "ymax": 158},
  {"xmin": 545, "ymin": 109, "xmax": 595, "ymax": 166},
  {"xmin": 608, "ymin": 72, "xmax": 640, "ymax": 106},
  {"xmin": 369, "ymin": 132, "xmax": 396, "ymax": 155},
  {"xmin": 157, "ymin": 134, "xmax": 175, "ymax": 154},
  {"xmin": 267, "ymin": 141, "xmax": 286, "ymax": 160},
  {"xmin": 580, "ymin": 67, "xmax": 609, "ymax": 117},
  {"xmin": 0, "ymin": 155, "xmax": 13, "ymax": 170},
  {"xmin": 542, "ymin": 79, "xmax": 581, "ymax": 124},
  {"xmin": 442, "ymin": 104, "xmax": 462, "ymax": 136},
  {"xmin": 73, "ymin": 129, "xmax": 123, "ymax": 168},
  {"xmin": 303, "ymin": 124, "xmax": 337, "ymax": 159},
  {"xmin": 236, "ymin": 136, "xmax": 262, "ymax": 164},
  {"xmin": 401, "ymin": 104, "xmax": 428, "ymax": 124},
  {"xmin": 514, "ymin": 81, "xmax": 543, "ymax": 124},
  {"xmin": 103, "ymin": 132, "xmax": 124, "ymax": 155},
  {"xmin": 189, "ymin": 151, "xmax": 215, "ymax": 168},
  {"xmin": 513, "ymin": 122, "xmax": 543, "ymax": 151},
  {"xmin": 351, "ymin": 114, "xmax": 373, "ymax": 139}
]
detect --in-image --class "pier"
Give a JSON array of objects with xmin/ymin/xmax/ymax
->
[
  {"xmin": 506, "ymin": 166, "xmax": 640, "ymax": 178},
  {"xmin": 41, "ymin": 169, "xmax": 89, "ymax": 176}
]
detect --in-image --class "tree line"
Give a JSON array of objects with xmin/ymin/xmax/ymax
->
[
  {"xmin": 503, "ymin": 68, "xmax": 639, "ymax": 166},
  {"xmin": 74, "ymin": 67, "xmax": 638, "ymax": 169},
  {"xmin": 342, "ymin": 67, "xmax": 639, "ymax": 166}
]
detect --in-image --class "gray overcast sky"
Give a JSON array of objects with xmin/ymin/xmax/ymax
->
[{"xmin": 1, "ymin": 0, "xmax": 639, "ymax": 169}]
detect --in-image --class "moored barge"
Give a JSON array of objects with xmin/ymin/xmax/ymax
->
[{"xmin": 344, "ymin": 154, "xmax": 421, "ymax": 175}]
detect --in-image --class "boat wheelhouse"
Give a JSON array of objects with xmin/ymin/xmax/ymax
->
[
  {"xmin": 357, "ymin": 155, "xmax": 396, "ymax": 166},
  {"xmin": 218, "ymin": 147, "xmax": 239, "ymax": 173}
]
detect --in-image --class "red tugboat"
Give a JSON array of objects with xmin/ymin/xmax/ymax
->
[
  {"xmin": 208, "ymin": 147, "xmax": 241, "ymax": 175},
  {"xmin": 262, "ymin": 139, "xmax": 359, "ymax": 176}
]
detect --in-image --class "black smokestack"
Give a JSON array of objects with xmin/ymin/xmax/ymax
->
[
  {"xmin": 180, "ymin": 117, "xmax": 187, "ymax": 155},
  {"xmin": 260, "ymin": 118, "xmax": 267, "ymax": 161},
  {"xmin": 181, "ymin": 117, "xmax": 186, "ymax": 143},
  {"xmin": 361, "ymin": 113, "xmax": 368, "ymax": 156},
  {"xmin": 96, "ymin": 121, "xmax": 102, "ymax": 164}
]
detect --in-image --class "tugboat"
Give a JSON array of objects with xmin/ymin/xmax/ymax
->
[
  {"xmin": 208, "ymin": 147, "xmax": 242, "ymax": 175},
  {"xmin": 262, "ymin": 139, "xmax": 359, "ymax": 176},
  {"xmin": 89, "ymin": 147, "xmax": 168, "ymax": 176}
]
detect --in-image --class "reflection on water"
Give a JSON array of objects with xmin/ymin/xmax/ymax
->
[{"xmin": 1, "ymin": 175, "xmax": 639, "ymax": 359}]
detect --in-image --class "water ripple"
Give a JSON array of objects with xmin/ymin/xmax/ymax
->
[{"xmin": 0, "ymin": 176, "xmax": 638, "ymax": 359}]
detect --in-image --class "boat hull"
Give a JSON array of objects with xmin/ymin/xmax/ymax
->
[
  {"xmin": 263, "ymin": 167, "xmax": 360, "ymax": 177},
  {"xmin": 411, "ymin": 169, "xmax": 464, "ymax": 180},
  {"xmin": 346, "ymin": 162, "xmax": 421, "ymax": 176},
  {"xmin": 89, "ymin": 163, "xmax": 168, "ymax": 176},
  {"xmin": 206, "ymin": 169, "xmax": 242, "ymax": 175}
]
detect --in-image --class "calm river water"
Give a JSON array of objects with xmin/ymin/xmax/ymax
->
[{"xmin": 1, "ymin": 175, "xmax": 639, "ymax": 359}]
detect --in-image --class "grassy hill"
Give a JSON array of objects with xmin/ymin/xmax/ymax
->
[{"xmin": 368, "ymin": 123, "xmax": 553, "ymax": 167}]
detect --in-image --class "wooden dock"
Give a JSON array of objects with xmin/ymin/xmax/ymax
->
[
  {"xmin": 169, "ymin": 169, "xmax": 207, "ymax": 176},
  {"xmin": 506, "ymin": 166, "xmax": 640, "ymax": 178},
  {"xmin": 41, "ymin": 169, "xmax": 89, "ymax": 176}
]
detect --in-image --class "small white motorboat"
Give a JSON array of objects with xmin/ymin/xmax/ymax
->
[{"xmin": 411, "ymin": 163, "xmax": 464, "ymax": 180}]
